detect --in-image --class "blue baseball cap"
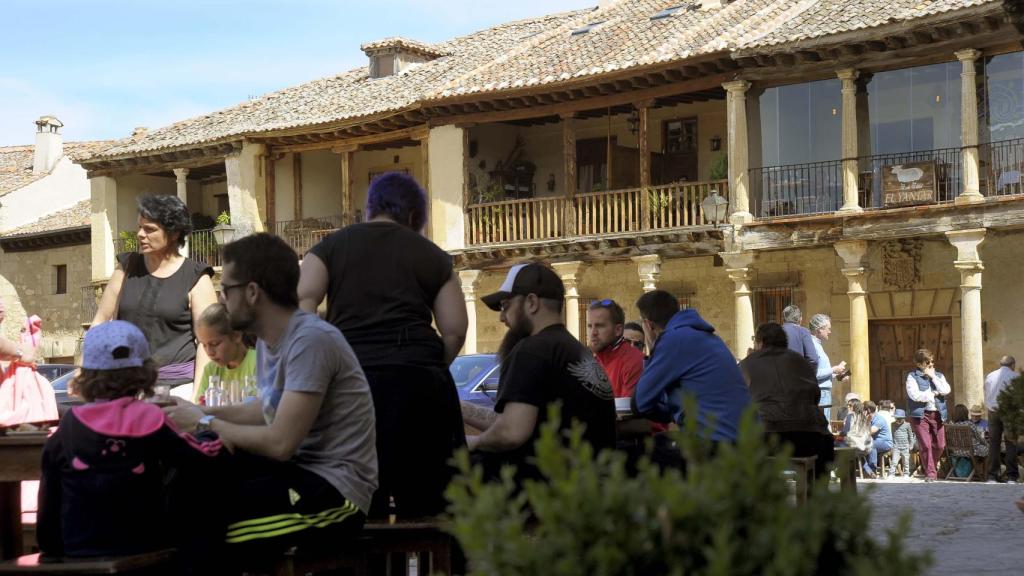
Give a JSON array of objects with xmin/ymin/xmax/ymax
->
[{"xmin": 82, "ymin": 321, "xmax": 150, "ymax": 370}]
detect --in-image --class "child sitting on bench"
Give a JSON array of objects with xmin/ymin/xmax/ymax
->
[{"xmin": 37, "ymin": 320, "xmax": 224, "ymax": 558}]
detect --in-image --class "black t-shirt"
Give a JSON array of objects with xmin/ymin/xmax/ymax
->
[
  {"xmin": 116, "ymin": 252, "xmax": 213, "ymax": 384},
  {"xmin": 490, "ymin": 324, "xmax": 616, "ymax": 477},
  {"xmin": 308, "ymin": 221, "xmax": 453, "ymax": 369}
]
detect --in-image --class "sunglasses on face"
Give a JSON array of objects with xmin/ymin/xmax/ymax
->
[{"xmin": 628, "ymin": 339, "xmax": 644, "ymax": 351}]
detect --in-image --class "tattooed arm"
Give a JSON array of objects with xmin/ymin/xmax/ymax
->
[{"xmin": 461, "ymin": 401, "xmax": 498, "ymax": 431}]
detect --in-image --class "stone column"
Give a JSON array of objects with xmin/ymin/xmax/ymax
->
[
  {"xmin": 552, "ymin": 261, "xmax": 586, "ymax": 340},
  {"xmin": 837, "ymin": 69, "xmax": 863, "ymax": 213},
  {"xmin": 720, "ymin": 251, "xmax": 755, "ymax": 358},
  {"xmin": 631, "ymin": 254, "xmax": 661, "ymax": 292},
  {"xmin": 946, "ymin": 229, "xmax": 987, "ymax": 407},
  {"xmin": 173, "ymin": 168, "xmax": 190, "ymax": 257},
  {"xmin": 723, "ymin": 80, "xmax": 752, "ymax": 224},
  {"xmin": 835, "ymin": 240, "xmax": 871, "ymax": 399},
  {"xmin": 89, "ymin": 176, "xmax": 118, "ymax": 282},
  {"xmin": 458, "ymin": 269, "xmax": 482, "ymax": 354},
  {"xmin": 426, "ymin": 125, "xmax": 466, "ymax": 251},
  {"xmin": 225, "ymin": 142, "xmax": 267, "ymax": 235},
  {"xmin": 956, "ymin": 49, "xmax": 984, "ymax": 205}
]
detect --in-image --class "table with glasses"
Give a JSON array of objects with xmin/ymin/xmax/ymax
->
[{"xmin": 0, "ymin": 434, "xmax": 47, "ymax": 560}]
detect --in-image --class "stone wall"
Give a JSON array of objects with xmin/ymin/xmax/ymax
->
[{"xmin": 0, "ymin": 243, "xmax": 92, "ymax": 361}]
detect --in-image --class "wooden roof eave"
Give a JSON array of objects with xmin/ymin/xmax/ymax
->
[{"xmin": 0, "ymin": 225, "xmax": 90, "ymax": 253}]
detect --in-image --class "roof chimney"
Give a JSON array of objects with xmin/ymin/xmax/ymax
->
[
  {"xmin": 361, "ymin": 38, "xmax": 447, "ymax": 79},
  {"xmin": 33, "ymin": 115, "xmax": 64, "ymax": 175}
]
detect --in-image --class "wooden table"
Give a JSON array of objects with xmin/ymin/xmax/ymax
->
[
  {"xmin": 0, "ymin": 435, "xmax": 46, "ymax": 561},
  {"xmin": 832, "ymin": 446, "xmax": 859, "ymax": 494}
]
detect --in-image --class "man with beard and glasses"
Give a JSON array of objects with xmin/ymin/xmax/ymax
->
[
  {"xmin": 463, "ymin": 263, "xmax": 616, "ymax": 483},
  {"xmin": 164, "ymin": 233, "xmax": 377, "ymax": 570}
]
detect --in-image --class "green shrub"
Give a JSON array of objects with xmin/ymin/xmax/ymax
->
[
  {"xmin": 446, "ymin": 404, "xmax": 929, "ymax": 576},
  {"xmin": 215, "ymin": 211, "xmax": 232, "ymax": 226},
  {"xmin": 997, "ymin": 376, "xmax": 1024, "ymax": 441},
  {"xmin": 709, "ymin": 154, "xmax": 728, "ymax": 181},
  {"xmin": 117, "ymin": 230, "xmax": 138, "ymax": 252}
]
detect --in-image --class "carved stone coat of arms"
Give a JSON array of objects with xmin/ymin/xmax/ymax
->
[{"xmin": 882, "ymin": 239, "xmax": 923, "ymax": 290}]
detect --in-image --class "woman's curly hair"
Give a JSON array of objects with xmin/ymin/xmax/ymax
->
[
  {"xmin": 72, "ymin": 359, "xmax": 158, "ymax": 401},
  {"xmin": 137, "ymin": 194, "xmax": 192, "ymax": 248}
]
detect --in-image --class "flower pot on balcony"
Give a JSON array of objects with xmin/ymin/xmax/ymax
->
[{"xmin": 211, "ymin": 224, "xmax": 236, "ymax": 246}]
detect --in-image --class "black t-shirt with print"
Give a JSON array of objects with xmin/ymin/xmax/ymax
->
[{"xmin": 488, "ymin": 324, "xmax": 616, "ymax": 478}]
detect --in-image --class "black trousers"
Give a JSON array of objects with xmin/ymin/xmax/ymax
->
[
  {"xmin": 364, "ymin": 364, "xmax": 466, "ymax": 519},
  {"xmin": 987, "ymin": 409, "xmax": 1019, "ymax": 481}
]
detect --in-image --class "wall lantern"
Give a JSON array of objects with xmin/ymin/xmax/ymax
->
[
  {"xmin": 701, "ymin": 188, "xmax": 730, "ymax": 228},
  {"xmin": 627, "ymin": 110, "xmax": 640, "ymax": 135},
  {"xmin": 709, "ymin": 135, "xmax": 722, "ymax": 151}
]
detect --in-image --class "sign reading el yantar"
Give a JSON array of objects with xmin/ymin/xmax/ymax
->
[{"xmin": 881, "ymin": 161, "xmax": 937, "ymax": 207}]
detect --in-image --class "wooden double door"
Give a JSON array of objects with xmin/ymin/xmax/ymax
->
[{"xmin": 869, "ymin": 318, "xmax": 954, "ymax": 407}]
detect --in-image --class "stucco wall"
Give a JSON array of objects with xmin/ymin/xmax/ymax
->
[
  {"xmin": 301, "ymin": 150, "xmax": 343, "ymax": 219},
  {"xmin": 0, "ymin": 157, "xmax": 91, "ymax": 232},
  {"xmin": 351, "ymin": 145, "xmax": 422, "ymax": 214},
  {"xmin": 0, "ymin": 243, "xmax": 92, "ymax": 361},
  {"xmin": 428, "ymin": 125, "xmax": 466, "ymax": 252},
  {"xmin": 198, "ymin": 180, "xmax": 227, "ymax": 220},
  {"xmin": 115, "ymin": 175, "xmax": 177, "ymax": 235},
  {"xmin": 273, "ymin": 153, "xmax": 296, "ymax": 223}
]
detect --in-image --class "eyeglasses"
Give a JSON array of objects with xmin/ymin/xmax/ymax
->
[{"xmin": 220, "ymin": 282, "xmax": 249, "ymax": 295}]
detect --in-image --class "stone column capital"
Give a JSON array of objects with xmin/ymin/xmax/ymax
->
[
  {"xmin": 955, "ymin": 48, "xmax": 982, "ymax": 63},
  {"xmin": 552, "ymin": 261, "xmax": 586, "ymax": 297},
  {"xmin": 631, "ymin": 254, "xmax": 661, "ymax": 292},
  {"xmin": 836, "ymin": 68, "xmax": 860, "ymax": 83},
  {"xmin": 719, "ymin": 250, "xmax": 755, "ymax": 270},
  {"xmin": 458, "ymin": 269, "xmax": 482, "ymax": 300},
  {"xmin": 834, "ymin": 240, "xmax": 868, "ymax": 268},
  {"xmin": 172, "ymin": 167, "xmax": 190, "ymax": 181},
  {"xmin": 722, "ymin": 79, "xmax": 751, "ymax": 94},
  {"xmin": 945, "ymin": 228, "xmax": 987, "ymax": 261}
]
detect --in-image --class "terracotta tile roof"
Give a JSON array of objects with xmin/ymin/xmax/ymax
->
[
  {"xmin": 88, "ymin": 9, "xmax": 589, "ymax": 161},
  {"xmin": 82, "ymin": 0, "xmax": 1001, "ymax": 160},
  {"xmin": 735, "ymin": 0, "xmax": 1000, "ymax": 51},
  {"xmin": 2, "ymin": 199, "xmax": 91, "ymax": 237},
  {"xmin": 0, "ymin": 141, "xmax": 114, "ymax": 197}
]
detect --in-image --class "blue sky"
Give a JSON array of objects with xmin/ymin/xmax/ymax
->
[{"xmin": 0, "ymin": 0, "xmax": 596, "ymax": 146}]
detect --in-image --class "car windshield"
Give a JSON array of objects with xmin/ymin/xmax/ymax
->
[{"xmin": 449, "ymin": 356, "xmax": 497, "ymax": 389}]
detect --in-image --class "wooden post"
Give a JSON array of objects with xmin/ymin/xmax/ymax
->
[
  {"xmin": 333, "ymin": 144, "xmax": 357, "ymax": 225},
  {"xmin": 265, "ymin": 153, "xmax": 276, "ymax": 230},
  {"xmin": 838, "ymin": 69, "xmax": 863, "ymax": 213},
  {"xmin": 638, "ymin": 102, "xmax": 652, "ymax": 231},
  {"xmin": 417, "ymin": 131, "xmax": 431, "ymax": 239},
  {"xmin": 293, "ymin": 153, "xmax": 303, "ymax": 221},
  {"xmin": 606, "ymin": 109, "xmax": 613, "ymax": 190},
  {"xmin": 562, "ymin": 112, "xmax": 576, "ymax": 236},
  {"xmin": 463, "ymin": 127, "xmax": 471, "ymax": 246}
]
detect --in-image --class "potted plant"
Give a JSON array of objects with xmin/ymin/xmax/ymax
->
[
  {"xmin": 997, "ymin": 376, "xmax": 1024, "ymax": 446},
  {"xmin": 211, "ymin": 211, "xmax": 236, "ymax": 245}
]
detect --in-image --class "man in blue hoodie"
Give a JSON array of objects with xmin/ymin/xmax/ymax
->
[{"xmin": 633, "ymin": 290, "xmax": 752, "ymax": 444}]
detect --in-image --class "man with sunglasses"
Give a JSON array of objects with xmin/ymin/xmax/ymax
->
[
  {"xmin": 623, "ymin": 322, "xmax": 646, "ymax": 356},
  {"xmin": 586, "ymin": 299, "xmax": 644, "ymax": 398}
]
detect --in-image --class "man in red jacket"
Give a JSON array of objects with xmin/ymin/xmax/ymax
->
[{"xmin": 586, "ymin": 299, "xmax": 643, "ymax": 398}]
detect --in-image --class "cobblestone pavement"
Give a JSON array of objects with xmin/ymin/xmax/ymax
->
[{"xmin": 861, "ymin": 478, "xmax": 1024, "ymax": 575}]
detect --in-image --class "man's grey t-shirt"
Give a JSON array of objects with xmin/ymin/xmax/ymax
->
[{"xmin": 256, "ymin": 311, "xmax": 378, "ymax": 513}]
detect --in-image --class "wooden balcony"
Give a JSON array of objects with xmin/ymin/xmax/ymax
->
[
  {"xmin": 465, "ymin": 180, "xmax": 728, "ymax": 247},
  {"xmin": 273, "ymin": 214, "xmax": 350, "ymax": 256}
]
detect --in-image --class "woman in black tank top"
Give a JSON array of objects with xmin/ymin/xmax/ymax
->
[{"xmin": 91, "ymin": 194, "xmax": 217, "ymax": 397}]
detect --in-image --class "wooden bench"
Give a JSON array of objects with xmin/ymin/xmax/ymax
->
[
  {"xmin": 832, "ymin": 447, "xmax": 859, "ymax": 493},
  {"xmin": 0, "ymin": 550, "xmax": 175, "ymax": 575},
  {"xmin": 769, "ymin": 456, "xmax": 816, "ymax": 505},
  {"xmin": 275, "ymin": 518, "xmax": 457, "ymax": 576}
]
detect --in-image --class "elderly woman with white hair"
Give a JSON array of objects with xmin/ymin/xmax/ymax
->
[{"xmin": 808, "ymin": 313, "xmax": 848, "ymax": 421}]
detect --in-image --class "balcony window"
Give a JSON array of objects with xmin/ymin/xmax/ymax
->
[
  {"xmin": 867, "ymin": 61, "xmax": 962, "ymax": 155},
  {"xmin": 759, "ymin": 78, "xmax": 842, "ymax": 167},
  {"xmin": 982, "ymin": 51, "xmax": 1024, "ymax": 143}
]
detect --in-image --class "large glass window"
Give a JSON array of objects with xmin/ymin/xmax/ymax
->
[
  {"xmin": 982, "ymin": 51, "xmax": 1024, "ymax": 143},
  {"xmin": 867, "ymin": 61, "xmax": 962, "ymax": 154},
  {"xmin": 759, "ymin": 79, "xmax": 842, "ymax": 166}
]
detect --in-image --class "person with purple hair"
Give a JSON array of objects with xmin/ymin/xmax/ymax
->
[{"xmin": 298, "ymin": 172, "xmax": 467, "ymax": 519}]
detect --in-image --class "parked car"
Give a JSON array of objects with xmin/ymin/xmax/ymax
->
[
  {"xmin": 35, "ymin": 364, "xmax": 77, "ymax": 382},
  {"xmin": 449, "ymin": 354, "xmax": 499, "ymax": 408},
  {"xmin": 48, "ymin": 370, "xmax": 83, "ymax": 417}
]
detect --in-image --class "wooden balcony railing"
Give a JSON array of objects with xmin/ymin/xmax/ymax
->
[
  {"xmin": 466, "ymin": 196, "xmax": 565, "ymax": 245},
  {"xmin": 465, "ymin": 179, "xmax": 728, "ymax": 246},
  {"xmin": 273, "ymin": 214, "xmax": 348, "ymax": 256}
]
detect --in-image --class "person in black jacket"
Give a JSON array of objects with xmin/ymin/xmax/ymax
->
[
  {"xmin": 739, "ymin": 322, "xmax": 834, "ymax": 478},
  {"xmin": 37, "ymin": 321, "xmax": 224, "ymax": 559}
]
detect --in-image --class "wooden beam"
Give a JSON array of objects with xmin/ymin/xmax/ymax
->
[
  {"xmin": 638, "ymin": 103, "xmax": 650, "ymax": 231},
  {"xmin": 428, "ymin": 73, "xmax": 730, "ymax": 126},
  {"xmin": 795, "ymin": 50, "xmax": 821, "ymax": 62},
  {"xmin": 266, "ymin": 153, "xmax": 276, "ymax": 230},
  {"xmin": 884, "ymin": 36, "xmax": 908, "ymax": 50},
  {"xmin": 271, "ymin": 126, "xmax": 428, "ymax": 154},
  {"xmin": 562, "ymin": 113, "xmax": 576, "ymax": 234},
  {"xmin": 340, "ymin": 149, "xmax": 353, "ymax": 223},
  {"xmin": 293, "ymin": 153, "xmax": 303, "ymax": 220}
]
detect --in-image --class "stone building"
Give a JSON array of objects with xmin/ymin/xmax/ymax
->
[
  {"xmin": 76, "ymin": 0, "xmax": 1024, "ymax": 408},
  {"xmin": 0, "ymin": 116, "xmax": 110, "ymax": 361}
]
